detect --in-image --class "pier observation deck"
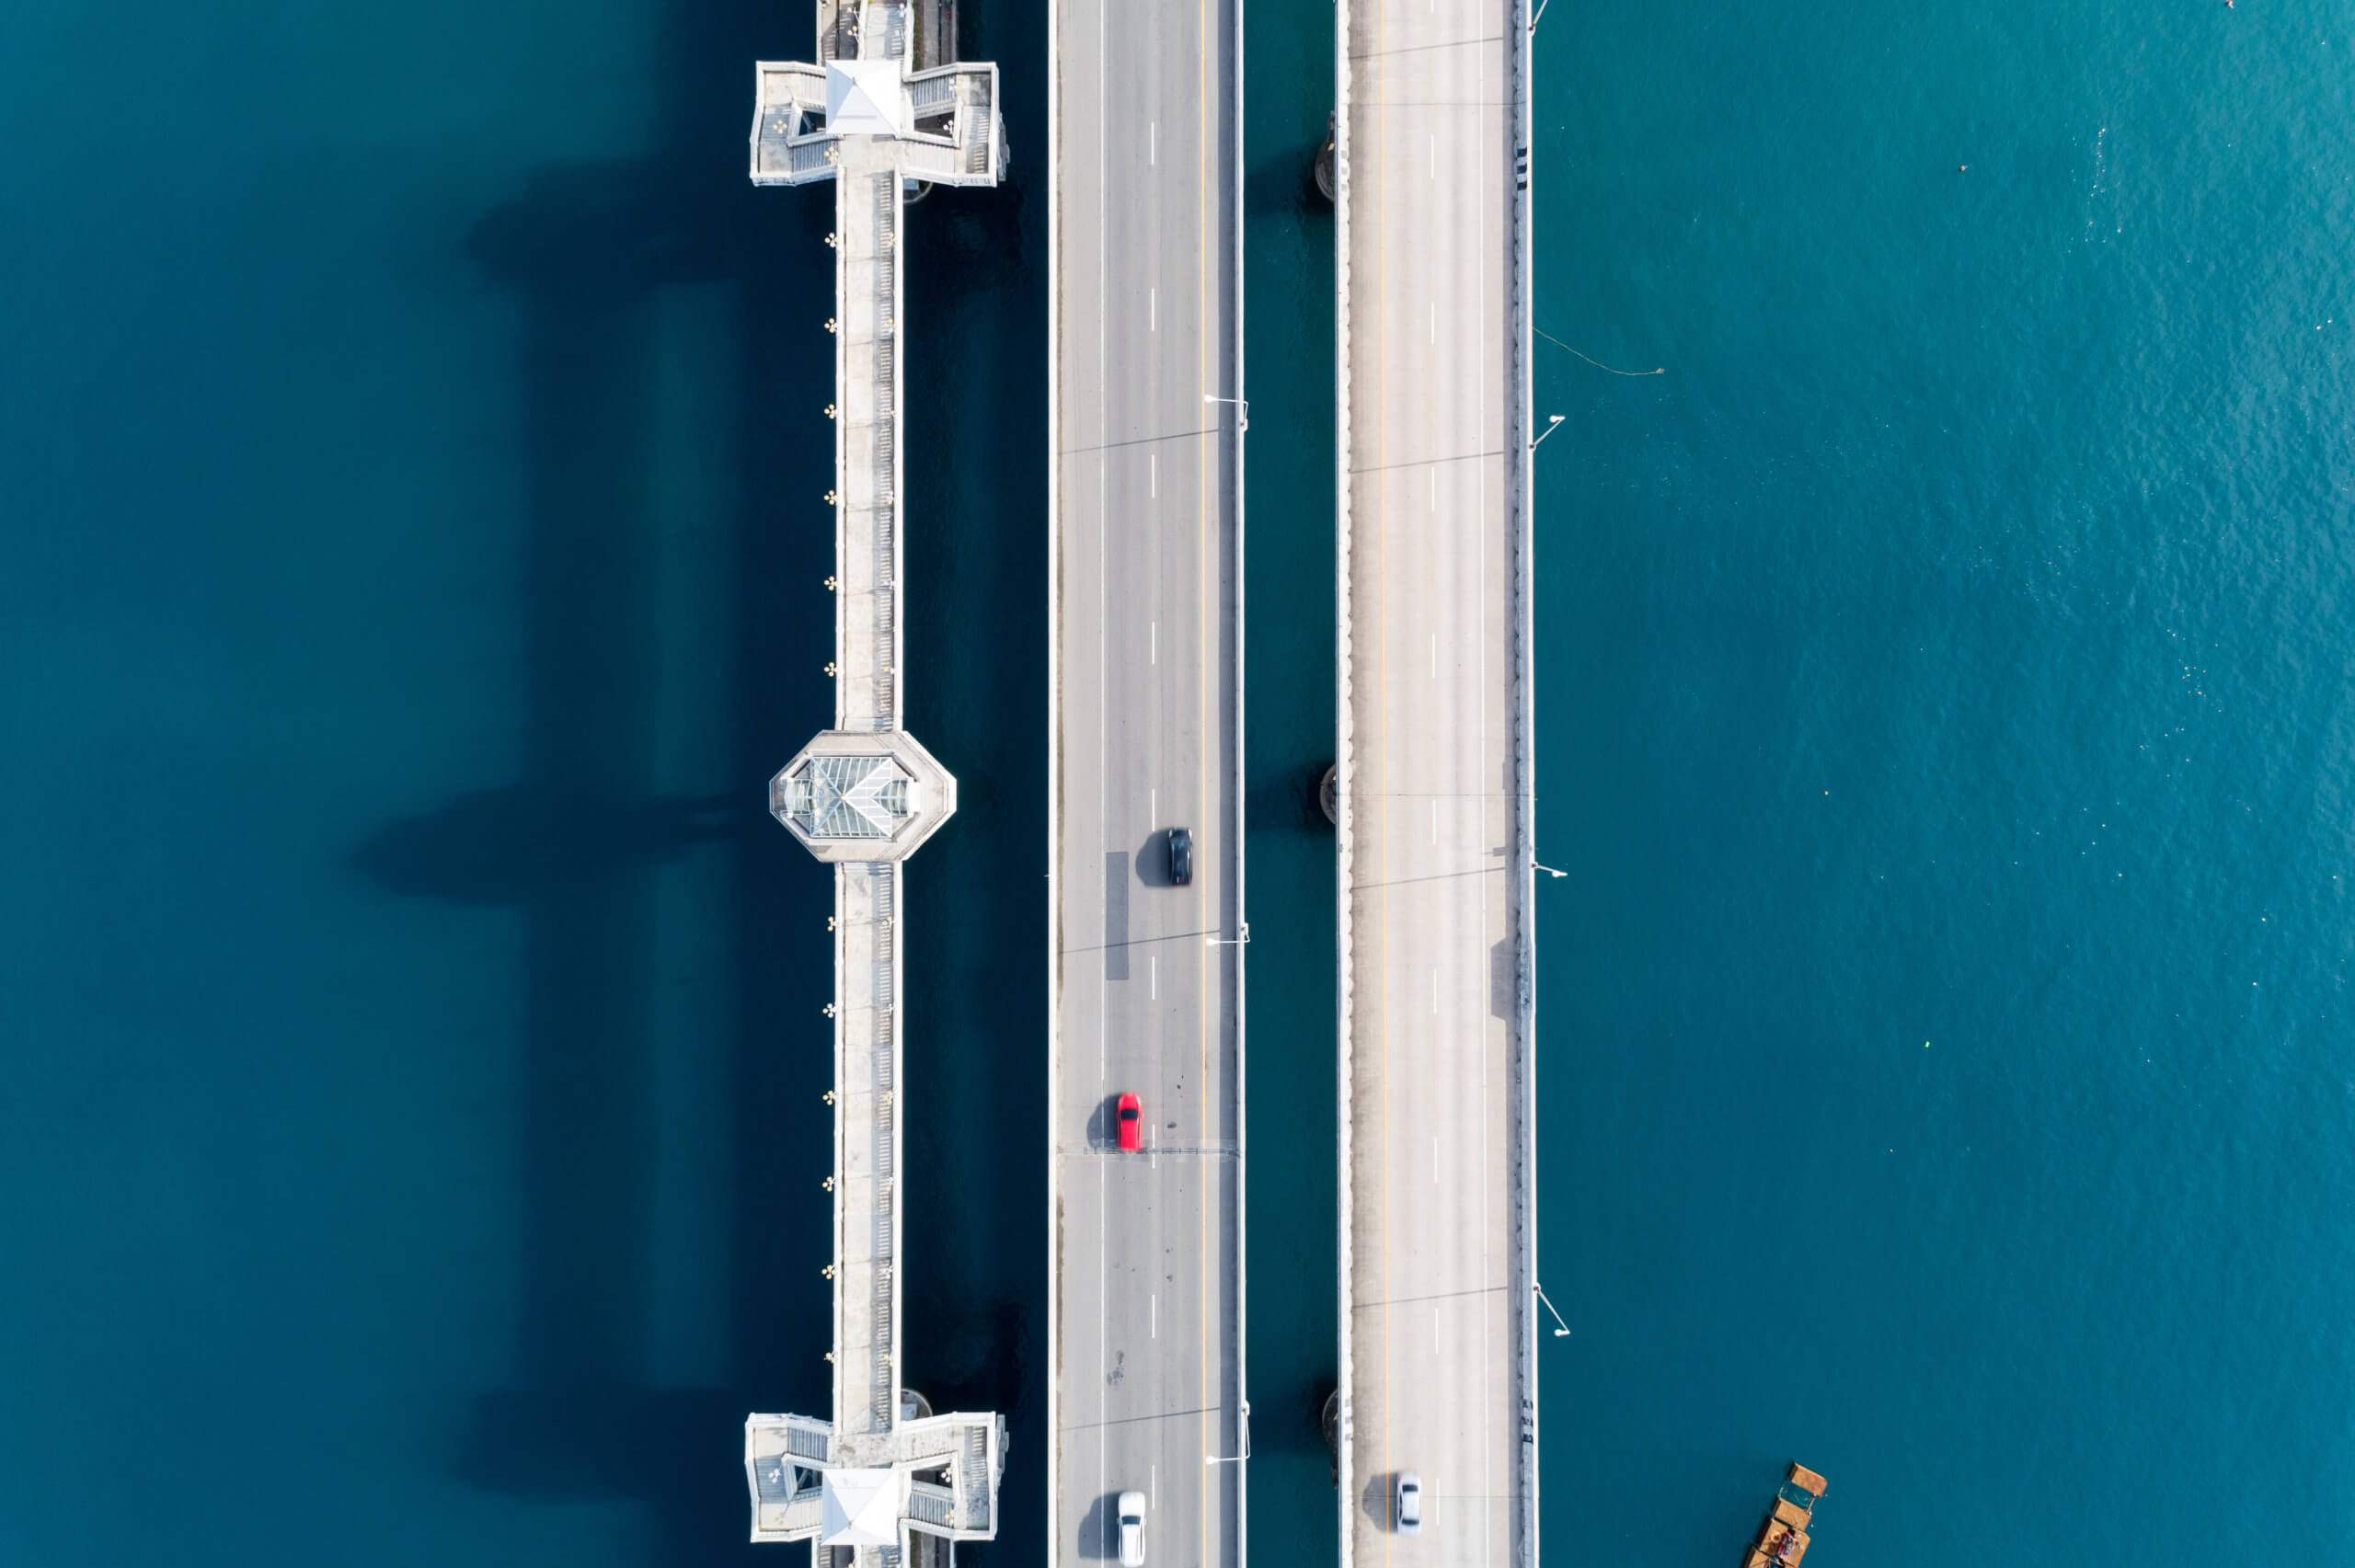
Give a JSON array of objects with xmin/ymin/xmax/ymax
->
[
  {"xmin": 1332, "ymin": 0, "xmax": 1539, "ymax": 1551},
  {"xmin": 741, "ymin": 1, "xmax": 1010, "ymax": 1562}
]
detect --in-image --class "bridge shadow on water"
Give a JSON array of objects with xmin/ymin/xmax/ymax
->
[{"xmin": 343, "ymin": 0, "xmax": 1050, "ymax": 1552}]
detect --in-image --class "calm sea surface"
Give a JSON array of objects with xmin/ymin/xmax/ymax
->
[{"xmin": 4, "ymin": 0, "xmax": 2351, "ymax": 1560}]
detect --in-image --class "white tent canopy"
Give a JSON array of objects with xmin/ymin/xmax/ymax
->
[
  {"xmin": 825, "ymin": 60, "xmax": 906, "ymax": 136},
  {"xmin": 820, "ymin": 1468, "xmax": 905, "ymax": 1546}
]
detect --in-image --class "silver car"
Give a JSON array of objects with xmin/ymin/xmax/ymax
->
[
  {"xmin": 1118, "ymin": 1490, "xmax": 1147, "ymax": 1565},
  {"xmin": 1395, "ymin": 1471, "xmax": 1422, "ymax": 1535}
]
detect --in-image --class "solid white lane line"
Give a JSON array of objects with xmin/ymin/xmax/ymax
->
[
  {"xmin": 1152, "ymin": 955, "xmax": 1158, "ymax": 1001},
  {"xmin": 1431, "ymin": 969, "xmax": 1440, "ymax": 1013},
  {"xmin": 1430, "ymin": 301, "xmax": 1436, "ymax": 343},
  {"xmin": 1430, "ymin": 133, "xmax": 1437, "ymax": 177},
  {"xmin": 1150, "ymin": 786, "xmax": 1156, "ymax": 822},
  {"xmin": 1429, "ymin": 466, "xmax": 1436, "ymax": 510},
  {"xmin": 1096, "ymin": 1160, "xmax": 1108, "ymax": 1530},
  {"xmin": 1432, "ymin": 1137, "xmax": 1439, "ymax": 1184},
  {"xmin": 1430, "ymin": 799, "xmax": 1437, "ymax": 844},
  {"xmin": 1151, "ymin": 121, "xmax": 1157, "ymax": 166},
  {"xmin": 1152, "ymin": 287, "xmax": 1158, "ymax": 332},
  {"xmin": 1430, "ymin": 632, "xmax": 1437, "ymax": 677},
  {"xmin": 1153, "ymin": 1293, "xmax": 1158, "ymax": 1337}
]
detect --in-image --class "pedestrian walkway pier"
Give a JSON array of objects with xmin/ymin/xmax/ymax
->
[{"xmin": 741, "ymin": 3, "xmax": 1009, "ymax": 1560}]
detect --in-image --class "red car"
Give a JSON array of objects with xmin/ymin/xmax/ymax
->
[{"xmin": 1115, "ymin": 1092, "xmax": 1143, "ymax": 1152}]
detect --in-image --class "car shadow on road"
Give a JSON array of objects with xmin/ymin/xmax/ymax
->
[
  {"xmin": 1132, "ymin": 829, "xmax": 1173, "ymax": 888},
  {"xmin": 1084, "ymin": 1093, "xmax": 1125, "ymax": 1151},
  {"xmin": 1075, "ymin": 1490, "xmax": 1124, "ymax": 1560}
]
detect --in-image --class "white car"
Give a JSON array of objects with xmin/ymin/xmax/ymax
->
[
  {"xmin": 1118, "ymin": 1490, "xmax": 1147, "ymax": 1566},
  {"xmin": 1395, "ymin": 1471, "xmax": 1423, "ymax": 1535}
]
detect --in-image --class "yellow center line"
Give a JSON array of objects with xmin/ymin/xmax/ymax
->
[
  {"xmin": 1368, "ymin": 23, "xmax": 1395, "ymax": 1562},
  {"xmin": 1195, "ymin": 0, "xmax": 1220, "ymax": 1552}
]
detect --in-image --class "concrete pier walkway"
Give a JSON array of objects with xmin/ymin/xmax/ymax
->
[{"xmin": 740, "ymin": 2, "xmax": 1012, "ymax": 1560}]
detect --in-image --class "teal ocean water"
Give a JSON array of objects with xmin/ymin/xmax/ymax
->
[
  {"xmin": 5, "ymin": 0, "xmax": 2352, "ymax": 1561},
  {"xmin": 1528, "ymin": 0, "xmax": 2355, "ymax": 1561}
]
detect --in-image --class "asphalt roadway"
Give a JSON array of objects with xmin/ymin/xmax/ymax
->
[
  {"xmin": 1335, "ymin": 0, "xmax": 1536, "ymax": 1556},
  {"xmin": 1046, "ymin": 0, "xmax": 1246, "ymax": 1556}
]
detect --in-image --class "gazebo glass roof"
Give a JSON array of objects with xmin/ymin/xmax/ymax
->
[{"xmin": 786, "ymin": 754, "xmax": 915, "ymax": 840}]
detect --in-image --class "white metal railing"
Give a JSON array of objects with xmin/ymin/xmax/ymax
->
[
  {"xmin": 896, "ymin": 142, "xmax": 965, "ymax": 181},
  {"xmin": 960, "ymin": 1424, "xmax": 991, "ymax": 1530},
  {"xmin": 908, "ymin": 1480, "xmax": 956, "ymax": 1528},
  {"xmin": 872, "ymin": 171, "xmax": 900, "ymax": 730}
]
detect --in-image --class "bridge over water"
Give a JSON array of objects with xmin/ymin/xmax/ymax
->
[
  {"xmin": 739, "ymin": 4, "xmax": 1011, "ymax": 1562},
  {"xmin": 1331, "ymin": 0, "xmax": 1542, "ymax": 1554}
]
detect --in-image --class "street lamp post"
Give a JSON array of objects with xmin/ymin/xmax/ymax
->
[
  {"xmin": 1530, "ymin": 413, "xmax": 1565, "ymax": 450},
  {"xmin": 1532, "ymin": 860, "xmax": 1567, "ymax": 879},
  {"xmin": 1204, "ymin": 921, "xmax": 1251, "ymax": 947},
  {"xmin": 1202, "ymin": 393, "xmax": 1249, "ymax": 432}
]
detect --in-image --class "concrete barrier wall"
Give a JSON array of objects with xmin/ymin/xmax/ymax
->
[
  {"xmin": 1507, "ymin": 0, "xmax": 1540, "ymax": 1559},
  {"xmin": 1229, "ymin": 0, "xmax": 1252, "ymax": 1540},
  {"xmin": 1328, "ymin": 0, "xmax": 1359, "ymax": 1551},
  {"xmin": 1042, "ymin": 0, "xmax": 1067, "ymax": 1528}
]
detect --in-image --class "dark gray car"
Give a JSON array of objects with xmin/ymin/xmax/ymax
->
[{"xmin": 1167, "ymin": 826, "xmax": 1192, "ymax": 886}]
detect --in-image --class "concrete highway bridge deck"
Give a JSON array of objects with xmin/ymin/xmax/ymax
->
[
  {"xmin": 1045, "ymin": 0, "xmax": 1247, "ymax": 1554},
  {"xmin": 1332, "ymin": 0, "xmax": 1540, "ymax": 1555}
]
